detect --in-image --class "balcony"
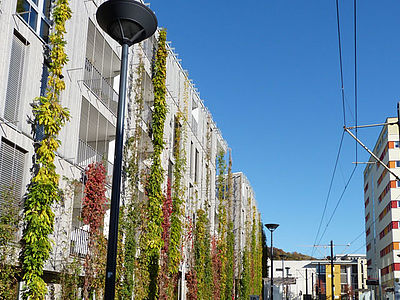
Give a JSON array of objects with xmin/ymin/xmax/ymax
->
[
  {"xmin": 191, "ymin": 115, "xmax": 198, "ymax": 137},
  {"xmin": 83, "ymin": 58, "xmax": 118, "ymax": 115},
  {"xmin": 77, "ymin": 139, "xmax": 113, "ymax": 176},
  {"xmin": 70, "ymin": 226, "xmax": 89, "ymax": 257}
]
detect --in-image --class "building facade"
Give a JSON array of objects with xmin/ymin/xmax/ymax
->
[
  {"xmin": 0, "ymin": 0, "xmax": 262, "ymax": 298},
  {"xmin": 364, "ymin": 117, "xmax": 400, "ymax": 293},
  {"xmin": 265, "ymin": 255, "xmax": 367, "ymax": 300}
]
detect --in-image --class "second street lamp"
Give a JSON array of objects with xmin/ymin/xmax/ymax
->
[
  {"xmin": 265, "ymin": 223, "xmax": 279, "ymax": 300},
  {"xmin": 96, "ymin": 1, "xmax": 157, "ymax": 298}
]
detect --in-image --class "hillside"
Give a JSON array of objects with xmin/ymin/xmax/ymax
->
[{"xmin": 272, "ymin": 247, "xmax": 315, "ymax": 260}]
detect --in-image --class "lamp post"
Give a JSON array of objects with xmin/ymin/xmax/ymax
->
[
  {"xmin": 96, "ymin": 1, "xmax": 157, "ymax": 299},
  {"xmin": 265, "ymin": 223, "xmax": 279, "ymax": 300}
]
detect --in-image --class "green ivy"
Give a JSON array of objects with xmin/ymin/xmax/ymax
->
[
  {"xmin": 168, "ymin": 112, "xmax": 186, "ymax": 276},
  {"xmin": 225, "ymin": 151, "xmax": 234, "ymax": 300},
  {"xmin": 194, "ymin": 209, "xmax": 213, "ymax": 300},
  {"xmin": 141, "ymin": 28, "xmax": 168, "ymax": 300},
  {"xmin": 216, "ymin": 149, "xmax": 227, "ymax": 299},
  {"xmin": 240, "ymin": 247, "xmax": 250, "ymax": 300},
  {"xmin": 0, "ymin": 187, "xmax": 20, "ymax": 299},
  {"xmin": 21, "ymin": 0, "xmax": 71, "ymax": 298},
  {"xmin": 117, "ymin": 53, "xmax": 146, "ymax": 300}
]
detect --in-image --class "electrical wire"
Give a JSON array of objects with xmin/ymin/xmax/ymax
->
[
  {"xmin": 354, "ymin": 0, "xmax": 358, "ymax": 163},
  {"xmin": 311, "ymin": 131, "xmax": 345, "ymax": 257},
  {"xmin": 316, "ymin": 164, "xmax": 357, "ymax": 246},
  {"xmin": 312, "ymin": 0, "xmax": 360, "ymax": 257},
  {"xmin": 336, "ymin": 0, "xmax": 346, "ymax": 127}
]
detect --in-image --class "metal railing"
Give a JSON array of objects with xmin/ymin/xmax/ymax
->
[
  {"xmin": 191, "ymin": 115, "xmax": 198, "ymax": 137},
  {"xmin": 70, "ymin": 226, "xmax": 89, "ymax": 257},
  {"xmin": 142, "ymin": 102, "xmax": 153, "ymax": 128},
  {"xmin": 77, "ymin": 139, "xmax": 113, "ymax": 175},
  {"xmin": 83, "ymin": 58, "xmax": 118, "ymax": 115}
]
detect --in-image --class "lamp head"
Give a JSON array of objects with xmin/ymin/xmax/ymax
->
[
  {"xmin": 265, "ymin": 223, "xmax": 279, "ymax": 232},
  {"xmin": 96, "ymin": 0, "xmax": 157, "ymax": 46}
]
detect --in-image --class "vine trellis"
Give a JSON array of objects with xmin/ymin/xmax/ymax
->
[{"xmin": 21, "ymin": 0, "xmax": 71, "ymax": 298}]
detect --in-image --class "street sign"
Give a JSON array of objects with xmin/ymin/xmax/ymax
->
[{"xmin": 366, "ymin": 279, "xmax": 379, "ymax": 286}]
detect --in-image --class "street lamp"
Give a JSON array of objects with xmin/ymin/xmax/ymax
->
[
  {"xmin": 265, "ymin": 223, "xmax": 279, "ymax": 300},
  {"xmin": 96, "ymin": 1, "xmax": 157, "ymax": 299}
]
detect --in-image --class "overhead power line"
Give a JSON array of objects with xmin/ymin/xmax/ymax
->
[
  {"xmin": 336, "ymin": 0, "xmax": 346, "ymax": 127},
  {"xmin": 311, "ymin": 131, "xmax": 345, "ymax": 257}
]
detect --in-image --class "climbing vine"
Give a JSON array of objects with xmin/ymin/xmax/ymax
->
[
  {"xmin": 82, "ymin": 162, "xmax": 107, "ymax": 299},
  {"xmin": 116, "ymin": 51, "xmax": 146, "ymax": 300},
  {"xmin": 186, "ymin": 268, "xmax": 198, "ymax": 300},
  {"xmin": 21, "ymin": 0, "xmax": 71, "ymax": 298},
  {"xmin": 168, "ymin": 111, "xmax": 187, "ymax": 282},
  {"xmin": 240, "ymin": 197, "xmax": 252, "ymax": 299},
  {"xmin": 250, "ymin": 210, "xmax": 257, "ymax": 295},
  {"xmin": 194, "ymin": 209, "xmax": 213, "ymax": 300},
  {"xmin": 158, "ymin": 179, "xmax": 172, "ymax": 299},
  {"xmin": 216, "ymin": 149, "xmax": 227, "ymax": 299},
  {"xmin": 141, "ymin": 28, "xmax": 168, "ymax": 300},
  {"xmin": 0, "ymin": 187, "xmax": 20, "ymax": 299},
  {"xmin": 225, "ymin": 150, "xmax": 235, "ymax": 300}
]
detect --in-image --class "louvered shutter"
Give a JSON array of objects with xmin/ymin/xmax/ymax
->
[
  {"xmin": 0, "ymin": 139, "xmax": 26, "ymax": 210},
  {"xmin": 4, "ymin": 34, "xmax": 26, "ymax": 123}
]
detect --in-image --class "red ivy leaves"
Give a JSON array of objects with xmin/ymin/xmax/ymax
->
[
  {"xmin": 211, "ymin": 236, "xmax": 222, "ymax": 300},
  {"xmin": 158, "ymin": 178, "xmax": 173, "ymax": 300},
  {"xmin": 82, "ymin": 162, "xmax": 107, "ymax": 233},
  {"xmin": 186, "ymin": 269, "xmax": 198, "ymax": 300}
]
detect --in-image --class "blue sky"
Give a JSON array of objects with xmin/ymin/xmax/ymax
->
[{"xmin": 148, "ymin": 0, "xmax": 400, "ymax": 257}]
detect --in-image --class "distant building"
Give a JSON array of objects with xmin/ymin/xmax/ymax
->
[
  {"xmin": 264, "ymin": 254, "xmax": 367, "ymax": 300},
  {"xmin": 363, "ymin": 117, "xmax": 400, "ymax": 294}
]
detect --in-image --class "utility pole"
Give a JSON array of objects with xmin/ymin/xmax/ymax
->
[
  {"xmin": 318, "ymin": 262, "xmax": 321, "ymax": 300},
  {"xmin": 312, "ymin": 273, "xmax": 314, "ymax": 299},
  {"xmin": 306, "ymin": 268, "xmax": 309, "ymax": 296},
  {"xmin": 330, "ymin": 240, "xmax": 334, "ymax": 300}
]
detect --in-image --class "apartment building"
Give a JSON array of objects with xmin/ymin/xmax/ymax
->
[
  {"xmin": 264, "ymin": 255, "xmax": 367, "ymax": 300},
  {"xmin": 232, "ymin": 172, "xmax": 259, "ymax": 276},
  {"xmin": 0, "ymin": 0, "xmax": 260, "ymax": 297},
  {"xmin": 364, "ymin": 117, "xmax": 400, "ymax": 293}
]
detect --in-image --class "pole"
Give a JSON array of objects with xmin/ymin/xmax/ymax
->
[
  {"xmin": 331, "ymin": 240, "xmax": 334, "ymax": 300},
  {"xmin": 286, "ymin": 267, "xmax": 290, "ymax": 300},
  {"xmin": 318, "ymin": 262, "xmax": 321, "ymax": 300},
  {"xmin": 312, "ymin": 273, "xmax": 314, "ymax": 299},
  {"xmin": 104, "ymin": 43, "xmax": 129, "ymax": 299},
  {"xmin": 271, "ymin": 230, "xmax": 274, "ymax": 300},
  {"xmin": 344, "ymin": 127, "xmax": 400, "ymax": 181},
  {"xmin": 306, "ymin": 268, "xmax": 309, "ymax": 296}
]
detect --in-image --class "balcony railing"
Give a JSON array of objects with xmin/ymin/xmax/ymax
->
[
  {"xmin": 83, "ymin": 58, "xmax": 118, "ymax": 115},
  {"xmin": 77, "ymin": 139, "xmax": 113, "ymax": 175},
  {"xmin": 70, "ymin": 226, "xmax": 89, "ymax": 257},
  {"xmin": 191, "ymin": 116, "xmax": 198, "ymax": 137}
]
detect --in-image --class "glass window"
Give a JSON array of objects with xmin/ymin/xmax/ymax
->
[
  {"xmin": 396, "ymin": 161, "xmax": 400, "ymax": 168},
  {"xmin": 28, "ymin": 7, "xmax": 38, "ymax": 30},
  {"xmin": 16, "ymin": 0, "xmax": 51, "ymax": 42},
  {"xmin": 395, "ymin": 141, "xmax": 400, "ymax": 148},
  {"xmin": 42, "ymin": 0, "xmax": 51, "ymax": 18}
]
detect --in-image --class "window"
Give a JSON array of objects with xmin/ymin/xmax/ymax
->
[
  {"xmin": 4, "ymin": 32, "xmax": 28, "ymax": 123},
  {"xmin": 16, "ymin": 0, "xmax": 51, "ymax": 42},
  {"xmin": 395, "ymin": 141, "xmax": 400, "ymax": 148},
  {"xmin": 0, "ymin": 138, "xmax": 27, "ymax": 211},
  {"xmin": 194, "ymin": 149, "xmax": 199, "ymax": 183}
]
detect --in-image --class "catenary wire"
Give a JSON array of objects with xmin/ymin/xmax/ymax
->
[
  {"xmin": 316, "ymin": 164, "xmax": 357, "ymax": 246},
  {"xmin": 354, "ymin": 0, "xmax": 358, "ymax": 163},
  {"xmin": 312, "ymin": 0, "xmax": 348, "ymax": 257},
  {"xmin": 336, "ymin": 0, "xmax": 346, "ymax": 127},
  {"xmin": 311, "ymin": 131, "xmax": 345, "ymax": 257}
]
